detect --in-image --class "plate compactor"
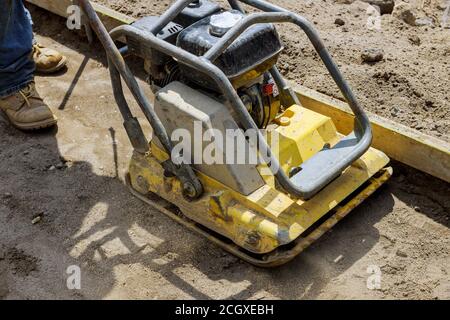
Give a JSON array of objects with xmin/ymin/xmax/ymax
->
[{"xmin": 79, "ymin": 0, "xmax": 391, "ymax": 266}]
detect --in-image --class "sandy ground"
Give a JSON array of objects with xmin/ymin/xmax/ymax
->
[{"xmin": 0, "ymin": 2, "xmax": 449, "ymax": 300}]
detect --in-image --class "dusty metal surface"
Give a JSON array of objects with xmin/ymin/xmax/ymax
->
[
  {"xmin": 126, "ymin": 167, "xmax": 393, "ymax": 267},
  {"xmin": 127, "ymin": 121, "xmax": 390, "ymax": 259}
]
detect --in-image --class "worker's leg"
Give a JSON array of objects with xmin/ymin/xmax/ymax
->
[
  {"xmin": 24, "ymin": 6, "xmax": 37, "ymax": 46},
  {"xmin": 0, "ymin": 0, "xmax": 35, "ymax": 98},
  {"xmin": 0, "ymin": 0, "xmax": 56, "ymax": 130}
]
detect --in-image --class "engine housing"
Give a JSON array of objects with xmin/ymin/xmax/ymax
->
[{"xmin": 177, "ymin": 10, "xmax": 283, "ymax": 91}]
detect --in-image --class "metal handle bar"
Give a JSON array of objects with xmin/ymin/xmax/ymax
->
[
  {"xmin": 79, "ymin": 0, "xmax": 204, "ymax": 199},
  {"xmin": 80, "ymin": 0, "xmax": 373, "ymax": 199}
]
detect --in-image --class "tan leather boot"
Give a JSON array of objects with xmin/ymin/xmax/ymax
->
[
  {"xmin": 32, "ymin": 43, "xmax": 67, "ymax": 74},
  {"xmin": 0, "ymin": 82, "xmax": 57, "ymax": 130}
]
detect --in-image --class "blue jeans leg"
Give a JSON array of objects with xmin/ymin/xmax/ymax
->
[{"xmin": 0, "ymin": 0, "xmax": 35, "ymax": 98}]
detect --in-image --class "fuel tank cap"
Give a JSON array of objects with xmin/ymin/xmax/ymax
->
[{"xmin": 209, "ymin": 11, "xmax": 243, "ymax": 37}]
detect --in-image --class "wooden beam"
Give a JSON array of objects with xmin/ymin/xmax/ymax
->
[{"xmin": 26, "ymin": 0, "xmax": 450, "ymax": 182}]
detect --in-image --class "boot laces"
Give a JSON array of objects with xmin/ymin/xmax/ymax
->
[{"xmin": 19, "ymin": 84, "xmax": 38, "ymax": 108}]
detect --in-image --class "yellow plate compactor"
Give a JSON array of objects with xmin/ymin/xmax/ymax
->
[{"xmin": 80, "ymin": 0, "xmax": 391, "ymax": 266}]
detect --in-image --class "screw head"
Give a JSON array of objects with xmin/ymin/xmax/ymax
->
[{"xmin": 182, "ymin": 182, "xmax": 197, "ymax": 199}]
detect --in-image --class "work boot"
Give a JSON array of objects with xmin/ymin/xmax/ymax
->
[
  {"xmin": 32, "ymin": 43, "xmax": 67, "ymax": 74},
  {"xmin": 0, "ymin": 82, "xmax": 57, "ymax": 130}
]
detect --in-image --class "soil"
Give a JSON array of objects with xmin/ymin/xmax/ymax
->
[{"xmin": 0, "ymin": 1, "xmax": 449, "ymax": 300}]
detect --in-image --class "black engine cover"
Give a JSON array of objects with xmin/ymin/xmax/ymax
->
[{"xmin": 176, "ymin": 11, "xmax": 283, "ymax": 91}]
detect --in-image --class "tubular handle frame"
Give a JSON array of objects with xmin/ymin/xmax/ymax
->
[{"xmin": 79, "ymin": 0, "xmax": 373, "ymax": 200}]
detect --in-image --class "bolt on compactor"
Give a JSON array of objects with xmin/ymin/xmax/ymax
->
[{"xmin": 79, "ymin": 0, "xmax": 392, "ymax": 266}]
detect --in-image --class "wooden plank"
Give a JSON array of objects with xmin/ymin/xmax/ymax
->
[
  {"xmin": 26, "ymin": 0, "xmax": 450, "ymax": 182},
  {"xmin": 26, "ymin": 0, "xmax": 135, "ymax": 31},
  {"xmin": 295, "ymin": 85, "xmax": 450, "ymax": 183}
]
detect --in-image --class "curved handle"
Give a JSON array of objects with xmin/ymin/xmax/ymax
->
[
  {"xmin": 202, "ymin": 8, "xmax": 373, "ymax": 198},
  {"xmin": 82, "ymin": 0, "xmax": 373, "ymax": 199}
]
